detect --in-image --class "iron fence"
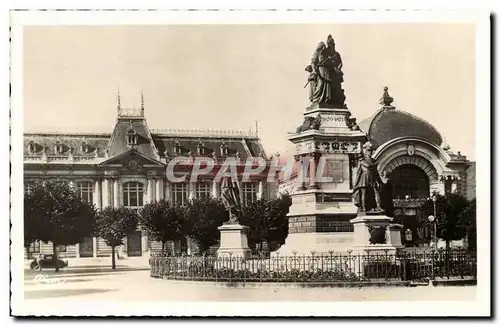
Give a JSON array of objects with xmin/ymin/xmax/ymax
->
[{"xmin": 149, "ymin": 249, "xmax": 476, "ymax": 283}]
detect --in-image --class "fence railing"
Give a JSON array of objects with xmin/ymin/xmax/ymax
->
[{"xmin": 149, "ymin": 249, "xmax": 477, "ymax": 283}]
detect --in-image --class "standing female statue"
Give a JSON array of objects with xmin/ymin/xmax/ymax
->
[
  {"xmin": 308, "ymin": 36, "xmax": 346, "ymax": 106},
  {"xmin": 310, "ymin": 42, "xmax": 333, "ymax": 104}
]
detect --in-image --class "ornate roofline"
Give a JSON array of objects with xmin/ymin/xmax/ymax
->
[
  {"xmin": 150, "ymin": 128, "xmax": 259, "ymax": 139},
  {"xmin": 24, "ymin": 132, "xmax": 111, "ymax": 138}
]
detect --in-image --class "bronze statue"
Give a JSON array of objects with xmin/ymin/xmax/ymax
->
[
  {"xmin": 220, "ymin": 176, "xmax": 242, "ymax": 224},
  {"xmin": 352, "ymin": 142, "xmax": 384, "ymax": 213},
  {"xmin": 379, "ymin": 86, "xmax": 394, "ymax": 107},
  {"xmin": 307, "ymin": 35, "xmax": 346, "ymax": 106},
  {"xmin": 304, "ymin": 65, "xmax": 317, "ymax": 103}
]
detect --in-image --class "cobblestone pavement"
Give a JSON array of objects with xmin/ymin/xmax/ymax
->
[{"xmin": 23, "ymin": 268, "xmax": 477, "ymax": 303}]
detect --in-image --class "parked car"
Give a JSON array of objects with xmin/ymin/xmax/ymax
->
[{"xmin": 30, "ymin": 254, "xmax": 68, "ymax": 270}]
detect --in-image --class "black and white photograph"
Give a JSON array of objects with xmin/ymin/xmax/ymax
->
[{"xmin": 9, "ymin": 8, "xmax": 490, "ymax": 317}]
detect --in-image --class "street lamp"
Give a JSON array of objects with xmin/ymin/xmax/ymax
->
[{"xmin": 428, "ymin": 214, "xmax": 438, "ymax": 252}]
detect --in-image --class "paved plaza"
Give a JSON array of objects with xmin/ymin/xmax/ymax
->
[{"xmin": 23, "ymin": 267, "xmax": 477, "ymax": 303}]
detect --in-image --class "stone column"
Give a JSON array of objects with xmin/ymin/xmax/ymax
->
[
  {"xmin": 147, "ymin": 179, "xmax": 155, "ymax": 203},
  {"xmin": 75, "ymin": 243, "xmax": 80, "ymax": 258},
  {"xmin": 451, "ymin": 177, "xmax": 458, "ymax": 193},
  {"xmin": 165, "ymin": 181, "xmax": 172, "ymax": 202},
  {"xmin": 188, "ymin": 182, "xmax": 195, "ymax": 201},
  {"xmin": 308, "ymin": 155, "xmax": 318, "ymax": 189},
  {"xmin": 92, "ymin": 237, "xmax": 98, "ymax": 258},
  {"xmin": 237, "ymin": 181, "xmax": 243, "ymax": 202},
  {"xmin": 141, "ymin": 233, "xmax": 149, "ymax": 255},
  {"xmin": 113, "ymin": 179, "xmax": 120, "ymax": 208},
  {"xmin": 93, "ymin": 179, "xmax": 101, "ymax": 210},
  {"xmin": 156, "ymin": 178, "xmax": 164, "ymax": 201},
  {"xmin": 212, "ymin": 180, "xmax": 219, "ymax": 198},
  {"xmin": 102, "ymin": 178, "xmax": 110, "ymax": 208},
  {"xmin": 257, "ymin": 180, "xmax": 264, "ymax": 199},
  {"xmin": 298, "ymin": 155, "xmax": 308, "ymax": 190}
]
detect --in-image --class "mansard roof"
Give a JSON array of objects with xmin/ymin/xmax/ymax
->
[
  {"xmin": 24, "ymin": 123, "xmax": 268, "ymax": 163},
  {"xmin": 107, "ymin": 117, "xmax": 158, "ymax": 158},
  {"xmin": 23, "ymin": 133, "xmax": 110, "ymax": 157}
]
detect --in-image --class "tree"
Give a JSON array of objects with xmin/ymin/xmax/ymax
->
[
  {"xmin": 239, "ymin": 199, "xmax": 268, "ymax": 249},
  {"xmin": 96, "ymin": 207, "xmax": 138, "ymax": 269},
  {"xmin": 23, "ymin": 181, "xmax": 97, "ymax": 271},
  {"xmin": 138, "ymin": 200, "xmax": 185, "ymax": 254},
  {"xmin": 240, "ymin": 194, "xmax": 292, "ymax": 251},
  {"xmin": 463, "ymin": 198, "xmax": 477, "ymax": 251},
  {"xmin": 422, "ymin": 193, "xmax": 473, "ymax": 249},
  {"xmin": 183, "ymin": 197, "xmax": 228, "ymax": 253}
]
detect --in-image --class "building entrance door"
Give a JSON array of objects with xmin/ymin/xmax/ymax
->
[
  {"xmin": 127, "ymin": 231, "xmax": 142, "ymax": 257},
  {"xmin": 79, "ymin": 237, "xmax": 94, "ymax": 257}
]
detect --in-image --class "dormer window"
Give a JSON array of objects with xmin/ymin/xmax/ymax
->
[
  {"xmin": 126, "ymin": 128, "xmax": 138, "ymax": 147},
  {"xmin": 27, "ymin": 141, "xmax": 36, "ymax": 154},
  {"xmin": 81, "ymin": 138, "xmax": 90, "ymax": 153},
  {"xmin": 54, "ymin": 141, "xmax": 63, "ymax": 154},
  {"xmin": 173, "ymin": 139, "xmax": 181, "ymax": 155},
  {"xmin": 220, "ymin": 140, "xmax": 228, "ymax": 156},
  {"xmin": 197, "ymin": 139, "xmax": 205, "ymax": 155}
]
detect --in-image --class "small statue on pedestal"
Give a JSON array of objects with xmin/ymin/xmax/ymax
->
[
  {"xmin": 352, "ymin": 142, "xmax": 393, "ymax": 215},
  {"xmin": 220, "ymin": 176, "xmax": 242, "ymax": 225}
]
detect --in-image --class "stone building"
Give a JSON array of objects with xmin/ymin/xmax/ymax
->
[{"xmin": 24, "ymin": 101, "xmax": 277, "ymax": 259}]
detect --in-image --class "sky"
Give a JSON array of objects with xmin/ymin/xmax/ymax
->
[{"xmin": 23, "ymin": 24, "xmax": 476, "ymax": 160}]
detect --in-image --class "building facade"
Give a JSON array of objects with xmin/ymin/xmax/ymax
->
[{"xmin": 24, "ymin": 102, "xmax": 278, "ymax": 259}]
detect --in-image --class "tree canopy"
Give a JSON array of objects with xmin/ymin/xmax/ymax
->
[
  {"xmin": 24, "ymin": 180, "xmax": 97, "ymax": 246},
  {"xmin": 95, "ymin": 206, "xmax": 138, "ymax": 269},
  {"xmin": 24, "ymin": 180, "xmax": 97, "ymax": 270},
  {"xmin": 422, "ymin": 193, "xmax": 475, "ymax": 248},
  {"xmin": 183, "ymin": 196, "xmax": 228, "ymax": 253},
  {"xmin": 138, "ymin": 199, "xmax": 185, "ymax": 254}
]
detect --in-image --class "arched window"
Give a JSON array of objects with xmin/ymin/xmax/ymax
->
[
  {"xmin": 389, "ymin": 164, "xmax": 430, "ymax": 199},
  {"xmin": 76, "ymin": 181, "xmax": 94, "ymax": 203},
  {"xmin": 123, "ymin": 182, "xmax": 144, "ymax": 208},
  {"xmin": 126, "ymin": 129, "xmax": 138, "ymax": 147},
  {"xmin": 27, "ymin": 141, "xmax": 36, "ymax": 154}
]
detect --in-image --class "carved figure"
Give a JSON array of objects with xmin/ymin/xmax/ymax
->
[
  {"xmin": 296, "ymin": 114, "xmax": 322, "ymax": 133},
  {"xmin": 352, "ymin": 142, "xmax": 384, "ymax": 213}
]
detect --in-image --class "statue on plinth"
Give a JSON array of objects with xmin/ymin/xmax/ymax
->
[
  {"xmin": 379, "ymin": 86, "xmax": 394, "ymax": 108},
  {"xmin": 220, "ymin": 176, "xmax": 242, "ymax": 224},
  {"xmin": 307, "ymin": 35, "xmax": 346, "ymax": 107},
  {"xmin": 352, "ymin": 142, "xmax": 393, "ymax": 215}
]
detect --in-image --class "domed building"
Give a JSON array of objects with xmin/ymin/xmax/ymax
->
[
  {"xmin": 357, "ymin": 97, "xmax": 473, "ymax": 246},
  {"xmin": 278, "ymin": 90, "xmax": 475, "ymax": 248}
]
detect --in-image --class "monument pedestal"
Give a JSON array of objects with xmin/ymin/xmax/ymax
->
[
  {"xmin": 350, "ymin": 213, "xmax": 403, "ymax": 254},
  {"xmin": 217, "ymin": 223, "xmax": 251, "ymax": 259}
]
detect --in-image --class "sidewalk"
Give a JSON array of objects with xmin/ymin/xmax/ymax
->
[{"xmin": 25, "ymin": 256, "xmax": 150, "ymax": 270}]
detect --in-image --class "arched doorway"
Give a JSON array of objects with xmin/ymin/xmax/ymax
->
[
  {"xmin": 389, "ymin": 164, "xmax": 430, "ymax": 199},
  {"xmin": 389, "ymin": 164, "xmax": 431, "ymax": 247}
]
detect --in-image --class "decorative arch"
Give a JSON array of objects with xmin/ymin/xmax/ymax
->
[
  {"xmin": 383, "ymin": 154, "xmax": 438, "ymax": 184},
  {"xmin": 374, "ymin": 137, "xmax": 454, "ymax": 182}
]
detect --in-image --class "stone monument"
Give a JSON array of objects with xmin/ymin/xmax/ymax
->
[
  {"xmin": 217, "ymin": 176, "xmax": 251, "ymax": 259},
  {"xmin": 349, "ymin": 141, "xmax": 403, "ymax": 254},
  {"xmin": 275, "ymin": 35, "xmax": 367, "ymax": 255}
]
